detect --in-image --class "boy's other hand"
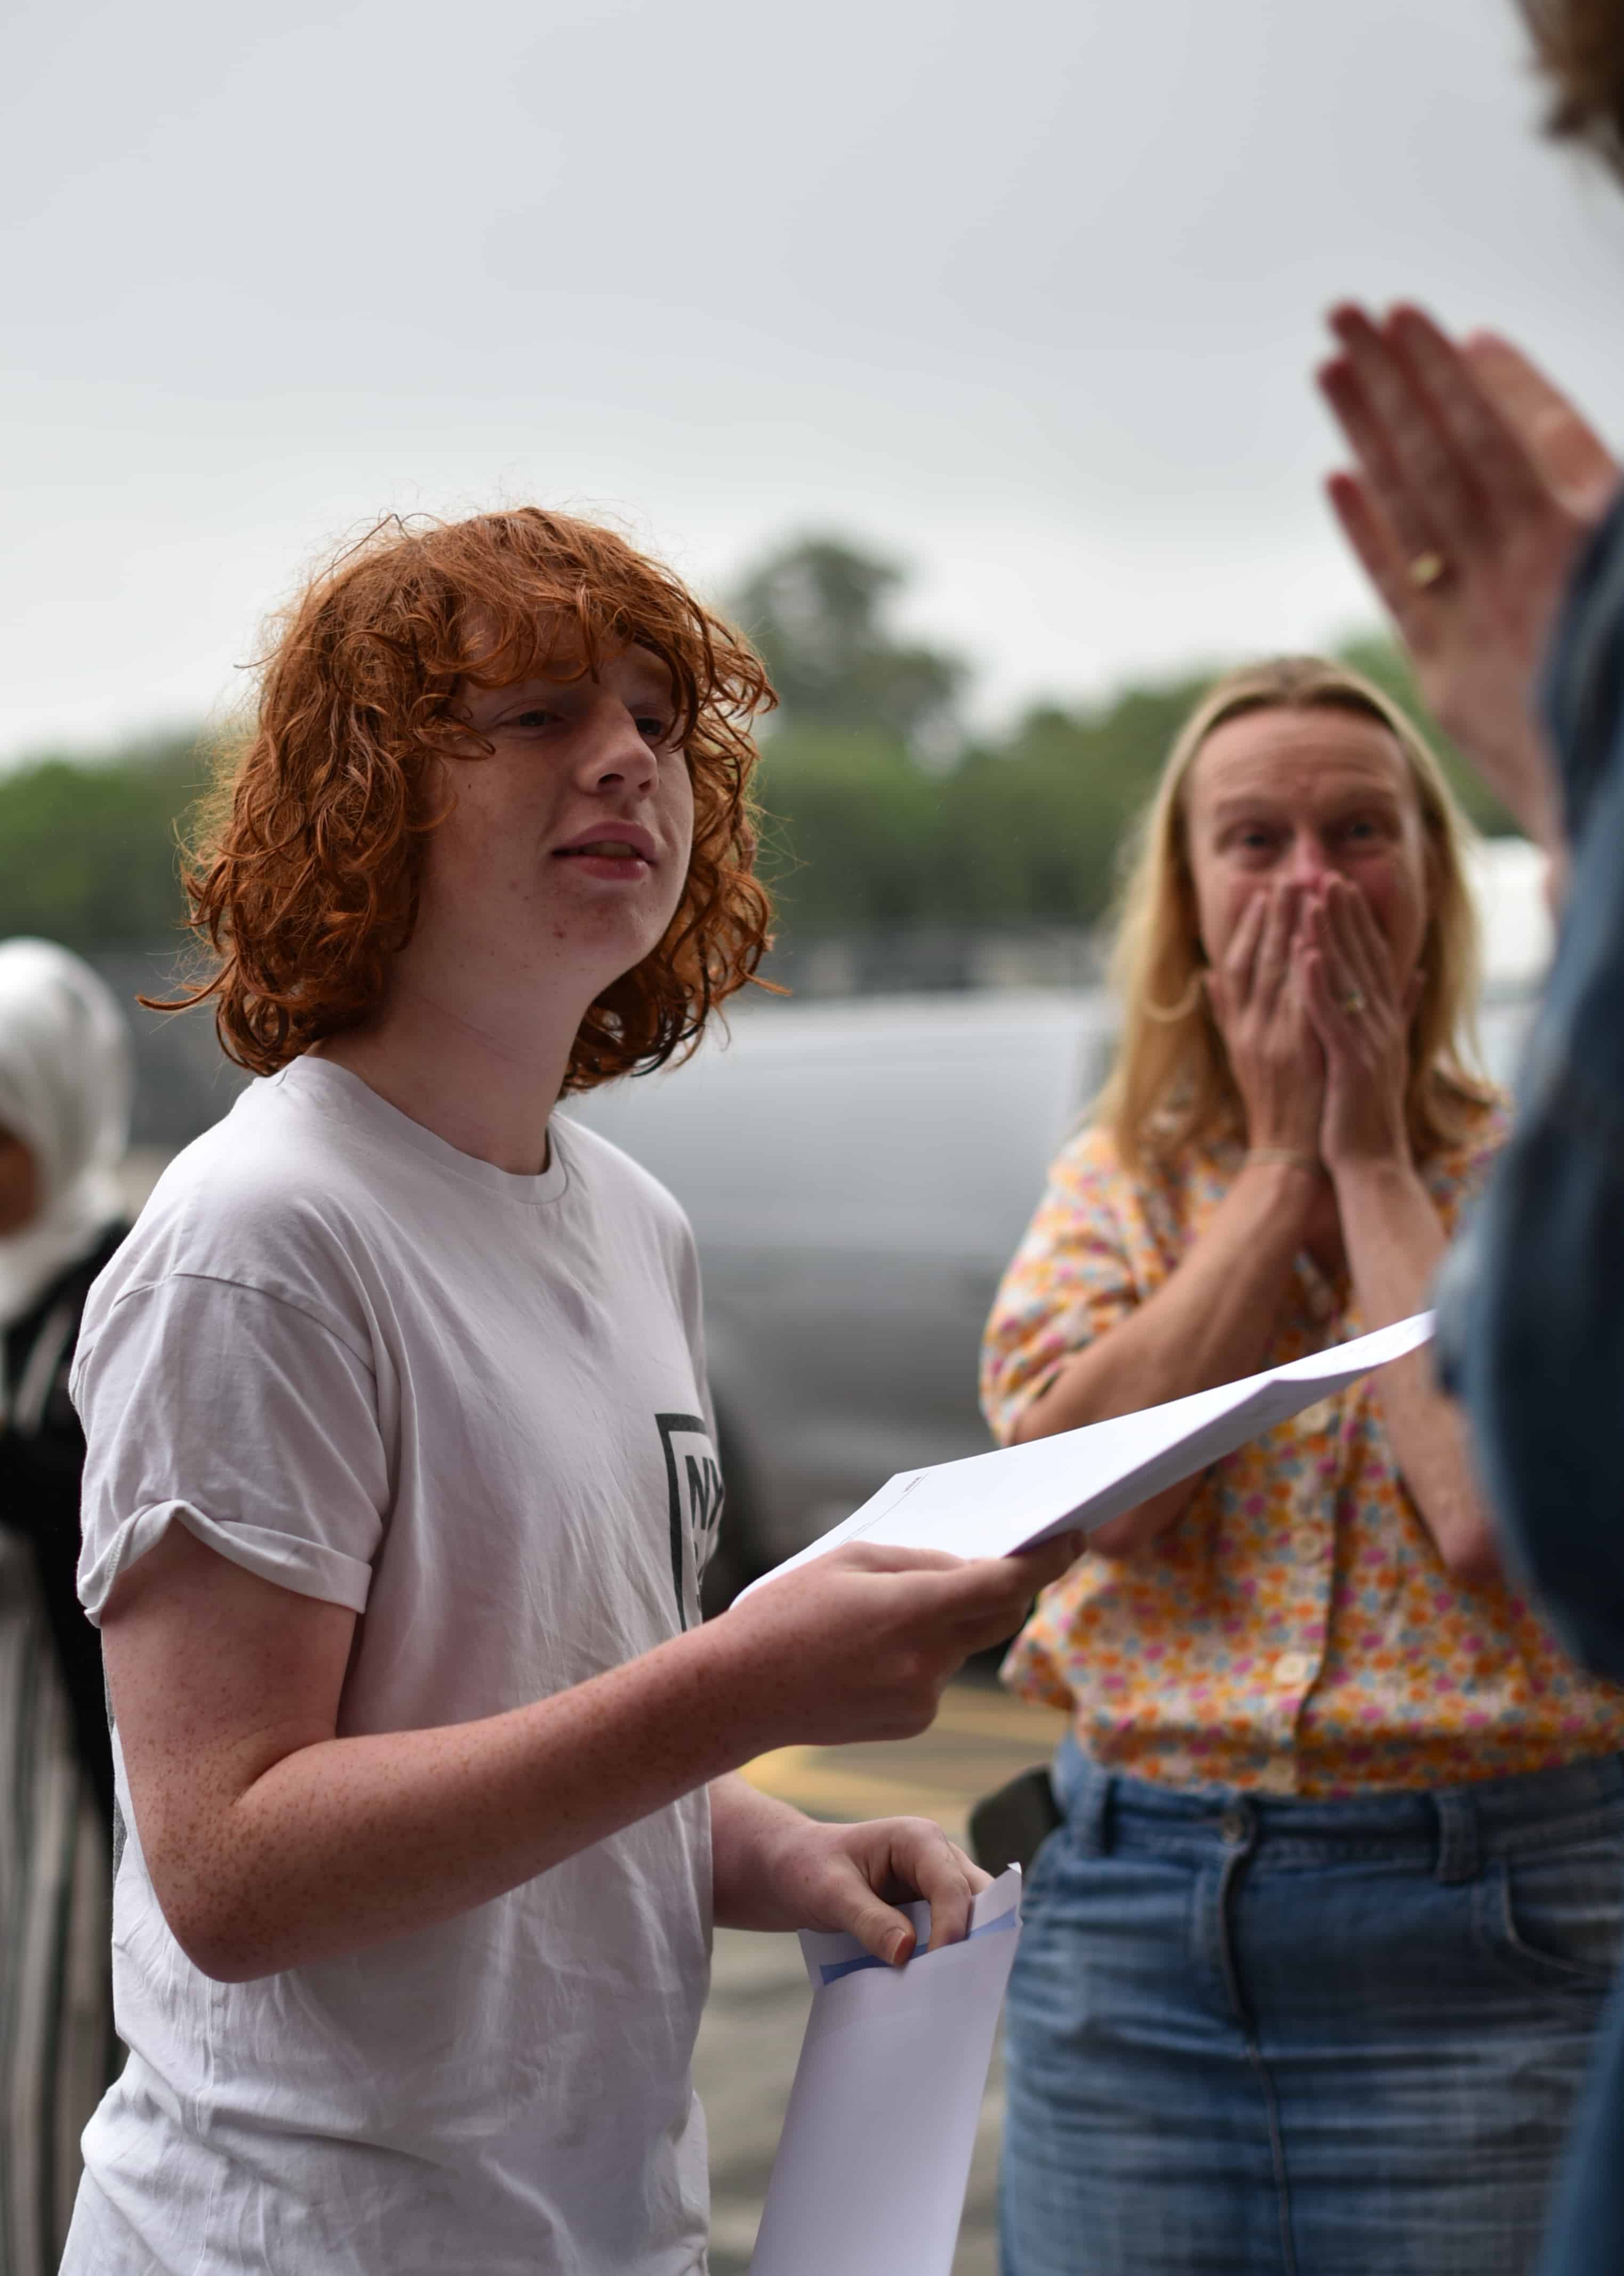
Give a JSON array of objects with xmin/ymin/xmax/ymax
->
[
  {"xmin": 755, "ymin": 1811, "xmax": 990, "ymax": 1967},
  {"xmin": 710, "ymin": 1536, "xmax": 1080, "ymax": 1758}
]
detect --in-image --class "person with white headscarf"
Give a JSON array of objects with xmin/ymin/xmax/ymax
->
[{"xmin": 0, "ymin": 938, "xmax": 132, "ymax": 2276}]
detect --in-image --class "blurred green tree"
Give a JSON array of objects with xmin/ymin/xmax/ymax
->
[
  {"xmin": 0, "ymin": 576, "xmax": 1518, "ymax": 961},
  {"xmin": 732, "ymin": 536, "xmax": 966, "ymax": 754},
  {"xmin": 0, "ymin": 731, "xmax": 205, "ymax": 949},
  {"xmin": 931, "ymin": 677, "xmax": 1216, "ymax": 930},
  {"xmin": 754, "ymin": 725, "xmax": 947, "ymax": 933},
  {"xmin": 737, "ymin": 544, "xmax": 1520, "ymax": 943}
]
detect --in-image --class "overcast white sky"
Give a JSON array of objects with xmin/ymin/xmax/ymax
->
[{"xmin": 4, "ymin": 0, "xmax": 1623, "ymax": 762}]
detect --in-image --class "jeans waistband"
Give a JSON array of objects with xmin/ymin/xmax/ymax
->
[{"xmin": 1052, "ymin": 1733, "xmax": 1624, "ymax": 1884}]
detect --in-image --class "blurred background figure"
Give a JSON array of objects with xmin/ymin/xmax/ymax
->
[
  {"xmin": 980, "ymin": 658, "xmax": 1624, "ymax": 2276},
  {"xmin": 0, "ymin": 939, "xmax": 131, "ymax": 2275}
]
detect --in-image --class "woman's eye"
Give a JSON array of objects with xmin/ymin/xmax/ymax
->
[
  {"xmin": 636, "ymin": 715, "xmax": 674, "ymax": 742},
  {"xmin": 508, "ymin": 709, "xmax": 558, "ymax": 731}
]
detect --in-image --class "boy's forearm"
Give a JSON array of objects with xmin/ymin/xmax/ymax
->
[
  {"xmin": 709, "ymin": 1772, "xmax": 823, "ymax": 1931},
  {"xmin": 151, "ymin": 1613, "xmax": 771, "ymax": 1983}
]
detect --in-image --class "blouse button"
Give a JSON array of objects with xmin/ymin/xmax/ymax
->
[{"xmin": 1272, "ymin": 1650, "xmax": 1313, "ymax": 1688}]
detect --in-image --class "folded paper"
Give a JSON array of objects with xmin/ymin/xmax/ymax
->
[{"xmin": 745, "ymin": 1312, "xmax": 1433, "ymax": 1593}]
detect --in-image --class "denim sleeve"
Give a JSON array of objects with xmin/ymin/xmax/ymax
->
[{"xmin": 1442, "ymin": 591, "xmax": 1624, "ymax": 1682}]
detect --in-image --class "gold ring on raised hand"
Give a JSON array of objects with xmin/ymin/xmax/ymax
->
[{"xmin": 1407, "ymin": 551, "xmax": 1450, "ymax": 591}]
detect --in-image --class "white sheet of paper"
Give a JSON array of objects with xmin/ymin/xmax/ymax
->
[
  {"xmin": 748, "ymin": 1867, "xmax": 1024, "ymax": 2276},
  {"xmin": 744, "ymin": 1312, "xmax": 1432, "ymax": 1594}
]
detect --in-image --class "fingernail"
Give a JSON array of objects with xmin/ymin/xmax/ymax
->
[{"xmin": 887, "ymin": 1930, "xmax": 914, "ymax": 1967}]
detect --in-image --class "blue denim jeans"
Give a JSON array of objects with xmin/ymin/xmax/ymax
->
[{"xmin": 1000, "ymin": 1739, "xmax": 1624, "ymax": 2276}]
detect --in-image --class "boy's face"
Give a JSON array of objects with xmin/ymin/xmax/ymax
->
[{"xmin": 418, "ymin": 640, "xmax": 694, "ymax": 1007}]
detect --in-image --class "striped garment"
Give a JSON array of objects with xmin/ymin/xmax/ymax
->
[{"xmin": 0, "ymin": 1528, "xmax": 115, "ymax": 2275}]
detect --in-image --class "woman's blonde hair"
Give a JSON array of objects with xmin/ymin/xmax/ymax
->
[{"xmin": 1096, "ymin": 656, "xmax": 1496, "ymax": 1170}]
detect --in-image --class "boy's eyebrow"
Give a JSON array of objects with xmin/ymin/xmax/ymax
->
[
  {"xmin": 620, "ymin": 645, "xmax": 677, "ymax": 691},
  {"xmin": 466, "ymin": 658, "xmax": 678, "ymax": 713},
  {"xmin": 467, "ymin": 676, "xmax": 571, "ymax": 708}
]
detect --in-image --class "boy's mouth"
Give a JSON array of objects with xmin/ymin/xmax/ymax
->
[{"xmin": 553, "ymin": 835, "xmax": 656, "ymax": 879}]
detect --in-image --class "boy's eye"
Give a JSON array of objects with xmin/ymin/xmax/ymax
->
[{"xmin": 510, "ymin": 709, "xmax": 559, "ymax": 731}]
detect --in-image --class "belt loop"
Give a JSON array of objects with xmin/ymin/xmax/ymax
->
[
  {"xmin": 1073, "ymin": 1760, "xmax": 1114, "ymax": 1857},
  {"xmin": 1433, "ymin": 1787, "xmax": 1481, "ymax": 1885}
]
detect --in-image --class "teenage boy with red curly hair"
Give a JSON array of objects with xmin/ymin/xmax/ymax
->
[{"xmin": 63, "ymin": 510, "xmax": 1069, "ymax": 2275}]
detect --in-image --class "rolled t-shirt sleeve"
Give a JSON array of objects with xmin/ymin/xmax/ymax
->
[{"xmin": 75, "ymin": 1273, "xmax": 389, "ymax": 1625}]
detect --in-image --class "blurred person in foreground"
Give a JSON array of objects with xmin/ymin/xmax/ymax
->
[
  {"xmin": 1315, "ymin": 12, "xmax": 1624, "ymax": 2274},
  {"xmin": 980, "ymin": 655, "xmax": 1624, "ymax": 2276},
  {"xmin": 0, "ymin": 940, "xmax": 130, "ymax": 2275},
  {"xmin": 61, "ymin": 509, "xmax": 1074, "ymax": 2276}
]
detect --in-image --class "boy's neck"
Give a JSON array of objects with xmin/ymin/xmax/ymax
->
[{"xmin": 313, "ymin": 976, "xmax": 582, "ymax": 1177}]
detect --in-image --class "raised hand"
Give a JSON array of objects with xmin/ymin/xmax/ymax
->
[
  {"xmin": 1316, "ymin": 304, "xmax": 1617, "ymax": 853},
  {"xmin": 1202, "ymin": 882, "xmax": 1325, "ymax": 1159},
  {"xmin": 1298, "ymin": 877, "xmax": 1414, "ymax": 1170}
]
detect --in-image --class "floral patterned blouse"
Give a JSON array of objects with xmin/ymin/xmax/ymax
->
[{"xmin": 981, "ymin": 1111, "xmax": 1624, "ymax": 1796}]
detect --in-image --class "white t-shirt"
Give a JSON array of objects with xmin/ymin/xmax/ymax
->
[{"xmin": 66, "ymin": 1057, "xmax": 726, "ymax": 2276}]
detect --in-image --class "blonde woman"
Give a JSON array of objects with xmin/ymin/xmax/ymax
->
[{"xmin": 982, "ymin": 658, "xmax": 1624, "ymax": 2276}]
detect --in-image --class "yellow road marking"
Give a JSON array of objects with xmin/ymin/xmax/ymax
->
[
  {"xmin": 926, "ymin": 1691, "xmax": 1067, "ymax": 1742},
  {"xmin": 736, "ymin": 1684, "xmax": 1069, "ymax": 1836}
]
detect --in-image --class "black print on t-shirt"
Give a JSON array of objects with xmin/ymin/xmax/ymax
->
[{"xmin": 655, "ymin": 1412, "xmax": 724, "ymax": 1628}]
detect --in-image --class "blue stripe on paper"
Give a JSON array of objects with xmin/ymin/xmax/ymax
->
[{"xmin": 817, "ymin": 1903, "xmax": 1019, "ymax": 1987}]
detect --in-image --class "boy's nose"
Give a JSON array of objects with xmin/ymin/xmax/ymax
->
[{"xmin": 575, "ymin": 704, "xmax": 657, "ymax": 793}]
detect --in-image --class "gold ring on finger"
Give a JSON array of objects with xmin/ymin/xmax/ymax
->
[
  {"xmin": 1342, "ymin": 988, "xmax": 1367, "ymax": 1014},
  {"xmin": 1406, "ymin": 551, "xmax": 1450, "ymax": 592}
]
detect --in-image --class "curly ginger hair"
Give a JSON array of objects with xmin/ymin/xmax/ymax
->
[{"xmin": 172, "ymin": 509, "xmax": 777, "ymax": 1087}]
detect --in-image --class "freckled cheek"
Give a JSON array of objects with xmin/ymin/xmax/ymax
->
[
  {"xmin": 421, "ymin": 800, "xmax": 550, "ymax": 913},
  {"xmin": 442, "ymin": 818, "xmax": 524, "ymax": 894},
  {"xmin": 644, "ymin": 861, "xmax": 688, "ymax": 946},
  {"xmin": 664, "ymin": 766, "xmax": 696, "ymax": 853},
  {"xmin": 657, "ymin": 779, "xmax": 697, "ymax": 924}
]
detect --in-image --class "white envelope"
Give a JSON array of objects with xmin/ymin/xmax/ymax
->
[{"xmin": 748, "ymin": 1867, "xmax": 1024, "ymax": 2276}]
